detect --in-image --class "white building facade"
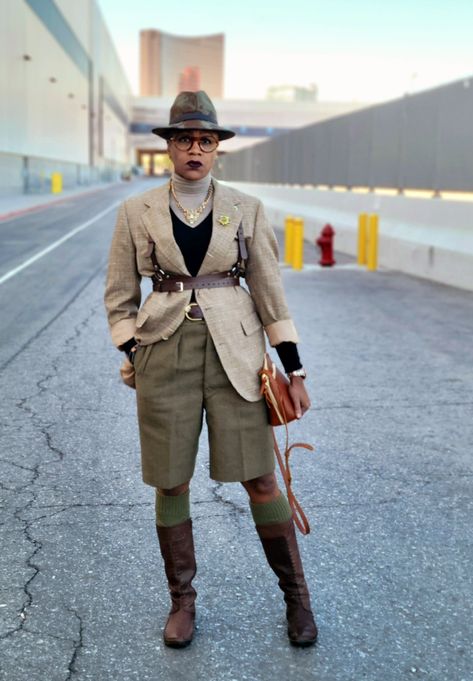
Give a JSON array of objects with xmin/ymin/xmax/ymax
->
[{"xmin": 0, "ymin": 0, "xmax": 132, "ymax": 194}]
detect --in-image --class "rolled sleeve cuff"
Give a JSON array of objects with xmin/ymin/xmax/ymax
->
[
  {"xmin": 111, "ymin": 318, "xmax": 137, "ymax": 348},
  {"xmin": 265, "ymin": 319, "xmax": 299, "ymax": 346}
]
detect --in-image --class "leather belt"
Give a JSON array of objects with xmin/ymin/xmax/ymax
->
[
  {"xmin": 184, "ymin": 303, "xmax": 204, "ymax": 321},
  {"xmin": 153, "ymin": 271, "xmax": 240, "ymax": 293}
]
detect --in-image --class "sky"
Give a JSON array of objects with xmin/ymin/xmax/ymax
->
[{"xmin": 97, "ymin": 0, "xmax": 473, "ymax": 102}]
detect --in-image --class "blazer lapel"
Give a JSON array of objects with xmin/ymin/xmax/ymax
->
[
  {"xmin": 198, "ymin": 179, "xmax": 242, "ymax": 275},
  {"xmin": 141, "ymin": 183, "xmax": 190, "ymax": 275}
]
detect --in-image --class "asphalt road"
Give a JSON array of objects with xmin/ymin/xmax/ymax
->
[{"xmin": 1, "ymin": 179, "xmax": 472, "ymax": 681}]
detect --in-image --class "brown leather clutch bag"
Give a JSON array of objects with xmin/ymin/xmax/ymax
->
[{"xmin": 259, "ymin": 353, "xmax": 297, "ymax": 426}]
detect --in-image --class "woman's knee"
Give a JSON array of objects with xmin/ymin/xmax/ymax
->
[
  {"xmin": 158, "ymin": 482, "xmax": 190, "ymax": 497},
  {"xmin": 242, "ymin": 472, "xmax": 278, "ymax": 499}
]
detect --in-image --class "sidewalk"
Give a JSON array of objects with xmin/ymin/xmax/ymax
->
[{"xmin": 0, "ymin": 182, "xmax": 122, "ymax": 222}]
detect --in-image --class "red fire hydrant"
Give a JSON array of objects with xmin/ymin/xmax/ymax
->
[{"xmin": 316, "ymin": 224, "xmax": 336, "ymax": 267}]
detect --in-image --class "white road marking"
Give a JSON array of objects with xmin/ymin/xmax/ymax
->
[{"xmin": 0, "ymin": 201, "xmax": 120, "ymax": 286}]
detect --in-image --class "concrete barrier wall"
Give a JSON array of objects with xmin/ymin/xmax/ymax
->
[
  {"xmin": 216, "ymin": 77, "xmax": 473, "ymax": 193},
  {"xmin": 226, "ymin": 182, "xmax": 473, "ymax": 292}
]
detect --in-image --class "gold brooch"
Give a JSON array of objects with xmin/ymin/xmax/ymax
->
[{"xmin": 218, "ymin": 215, "xmax": 230, "ymax": 226}]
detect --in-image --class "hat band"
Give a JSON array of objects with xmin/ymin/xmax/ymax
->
[{"xmin": 170, "ymin": 112, "xmax": 218, "ymax": 125}]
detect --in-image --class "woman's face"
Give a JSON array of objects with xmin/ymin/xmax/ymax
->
[{"xmin": 167, "ymin": 130, "xmax": 219, "ymax": 181}]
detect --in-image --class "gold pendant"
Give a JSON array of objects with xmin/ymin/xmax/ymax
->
[{"xmin": 187, "ymin": 210, "xmax": 198, "ymax": 225}]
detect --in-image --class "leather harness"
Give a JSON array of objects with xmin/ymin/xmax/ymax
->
[{"xmin": 146, "ymin": 222, "xmax": 248, "ymax": 293}]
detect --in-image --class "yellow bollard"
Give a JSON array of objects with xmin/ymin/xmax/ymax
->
[
  {"xmin": 51, "ymin": 172, "xmax": 63, "ymax": 194},
  {"xmin": 357, "ymin": 213, "xmax": 368, "ymax": 265},
  {"xmin": 284, "ymin": 216, "xmax": 294, "ymax": 266},
  {"xmin": 292, "ymin": 217, "xmax": 304, "ymax": 270},
  {"xmin": 367, "ymin": 214, "xmax": 379, "ymax": 271}
]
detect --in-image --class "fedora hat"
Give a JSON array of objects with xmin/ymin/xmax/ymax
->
[{"xmin": 152, "ymin": 90, "xmax": 235, "ymax": 140}]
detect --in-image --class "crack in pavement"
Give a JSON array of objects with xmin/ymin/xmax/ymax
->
[
  {"xmin": 0, "ymin": 261, "xmax": 106, "ymax": 375},
  {"xmin": 0, "ymin": 492, "xmax": 41, "ymax": 641},
  {"xmin": 26, "ymin": 501, "xmax": 152, "ymax": 524},
  {"xmin": 210, "ymin": 481, "xmax": 247, "ymax": 518},
  {"xmin": 314, "ymin": 399, "xmax": 473, "ymax": 411},
  {"xmin": 23, "ymin": 627, "xmax": 76, "ymax": 644},
  {"xmin": 193, "ymin": 512, "xmax": 231, "ymax": 521},
  {"xmin": 0, "ymin": 458, "xmax": 36, "ymax": 473},
  {"xmin": 41, "ymin": 425, "xmax": 66, "ymax": 461},
  {"xmin": 12, "ymin": 300, "xmax": 103, "ymax": 468},
  {"xmin": 0, "ymin": 273, "xmax": 106, "ymax": 648},
  {"xmin": 33, "ymin": 501, "xmax": 151, "ymax": 510},
  {"xmin": 65, "ymin": 607, "xmax": 84, "ymax": 681}
]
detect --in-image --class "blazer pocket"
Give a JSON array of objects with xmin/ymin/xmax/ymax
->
[
  {"xmin": 241, "ymin": 311, "xmax": 262, "ymax": 336},
  {"xmin": 136, "ymin": 309, "xmax": 150, "ymax": 329}
]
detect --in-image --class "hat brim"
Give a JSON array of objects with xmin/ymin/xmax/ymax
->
[{"xmin": 151, "ymin": 119, "xmax": 235, "ymax": 141}]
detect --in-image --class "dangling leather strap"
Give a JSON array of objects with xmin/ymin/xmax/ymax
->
[
  {"xmin": 237, "ymin": 221, "xmax": 248, "ymax": 262},
  {"xmin": 272, "ymin": 425, "xmax": 313, "ymax": 535},
  {"xmin": 273, "ymin": 412, "xmax": 314, "ymax": 534}
]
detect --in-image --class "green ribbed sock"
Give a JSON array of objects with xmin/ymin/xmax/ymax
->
[
  {"xmin": 250, "ymin": 493, "xmax": 293, "ymax": 526},
  {"xmin": 155, "ymin": 489, "xmax": 190, "ymax": 527}
]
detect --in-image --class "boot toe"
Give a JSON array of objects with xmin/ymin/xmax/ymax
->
[
  {"xmin": 287, "ymin": 607, "xmax": 318, "ymax": 646},
  {"xmin": 289, "ymin": 635, "xmax": 318, "ymax": 647},
  {"xmin": 288, "ymin": 623, "xmax": 318, "ymax": 646},
  {"xmin": 164, "ymin": 637, "xmax": 193, "ymax": 649},
  {"xmin": 163, "ymin": 609, "xmax": 195, "ymax": 648}
]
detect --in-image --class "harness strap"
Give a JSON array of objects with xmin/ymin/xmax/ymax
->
[
  {"xmin": 153, "ymin": 272, "xmax": 240, "ymax": 292},
  {"xmin": 146, "ymin": 220, "xmax": 247, "ymax": 287}
]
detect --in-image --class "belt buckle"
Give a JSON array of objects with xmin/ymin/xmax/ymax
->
[
  {"xmin": 184, "ymin": 302, "xmax": 201, "ymax": 321},
  {"xmin": 175, "ymin": 281, "xmax": 184, "ymax": 292}
]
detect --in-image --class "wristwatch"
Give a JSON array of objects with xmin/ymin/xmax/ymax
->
[{"xmin": 288, "ymin": 368, "xmax": 307, "ymax": 379}]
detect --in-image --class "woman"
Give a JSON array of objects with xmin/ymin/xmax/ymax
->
[{"xmin": 104, "ymin": 91, "xmax": 317, "ymax": 648}]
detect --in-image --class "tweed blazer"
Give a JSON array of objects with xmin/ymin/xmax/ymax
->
[{"xmin": 104, "ymin": 178, "xmax": 298, "ymax": 401}]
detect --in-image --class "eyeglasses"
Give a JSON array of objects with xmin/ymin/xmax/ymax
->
[{"xmin": 170, "ymin": 133, "xmax": 219, "ymax": 153}]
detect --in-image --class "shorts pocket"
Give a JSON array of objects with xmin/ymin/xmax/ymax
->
[{"xmin": 134, "ymin": 343, "xmax": 153, "ymax": 375}]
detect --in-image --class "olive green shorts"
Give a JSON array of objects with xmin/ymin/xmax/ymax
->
[{"xmin": 134, "ymin": 318, "xmax": 274, "ymax": 489}]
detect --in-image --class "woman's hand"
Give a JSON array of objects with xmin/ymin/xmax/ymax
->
[{"xmin": 288, "ymin": 376, "xmax": 311, "ymax": 419}]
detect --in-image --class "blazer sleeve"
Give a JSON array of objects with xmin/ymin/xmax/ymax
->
[
  {"xmin": 244, "ymin": 200, "xmax": 299, "ymax": 346},
  {"xmin": 104, "ymin": 202, "xmax": 142, "ymax": 347}
]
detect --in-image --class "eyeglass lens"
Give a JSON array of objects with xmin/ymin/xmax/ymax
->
[{"xmin": 173, "ymin": 134, "xmax": 218, "ymax": 152}]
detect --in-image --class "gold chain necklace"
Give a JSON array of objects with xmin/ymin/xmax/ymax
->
[{"xmin": 170, "ymin": 179, "xmax": 214, "ymax": 226}]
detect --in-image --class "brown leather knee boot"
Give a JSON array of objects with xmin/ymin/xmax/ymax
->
[
  {"xmin": 156, "ymin": 518, "xmax": 197, "ymax": 648},
  {"xmin": 256, "ymin": 518, "xmax": 318, "ymax": 646}
]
